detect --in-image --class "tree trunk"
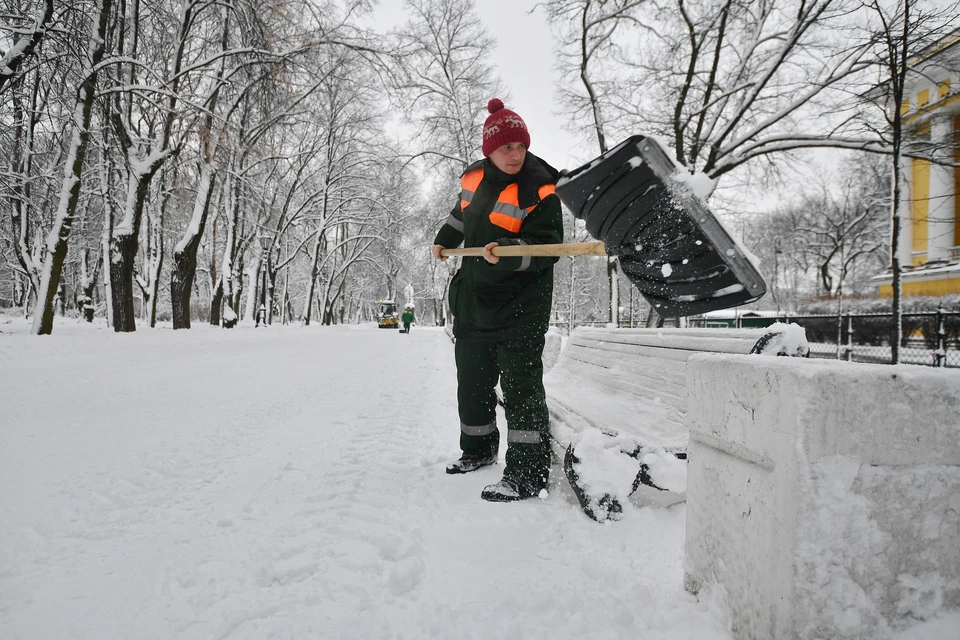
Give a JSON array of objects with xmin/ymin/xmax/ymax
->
[
  {"xmin": 109, "ymin": 165, "xmax": 157, "ymax": 333},
  {"xmin": 109, "ymin": 232, "xmax": 140, "ymax": 332},
  {"xmin": 144, "ymin": 170, "xmax": 172, "ymax": 328},
  {"xmin": 10, "ymin": 89, "xmax": 41, "ymax": 299},
  {"xmin": 170, "ymin": 163, "xmax": 216, "ymax": 329},
  {"xmin": 32, "ymin": 0, "xmax": 111, "ymax": 335},
  {"xmin": 232, "ymin": 249, "xmax": 245, "ymax": 315},
  {"xmin": 607, "ymin": 259, "xmax": 620, "ymax": 327},
  {"xmin": 101, "ymin": 209, "xmax": 114, "ymax": 328},
  {"xmin": 171, "ymin": 230, "xmax": 204, "ymax": 330},
  {"xmin": 266, "ymin": 268, "xmax": 275, "ymax": 325},
  {"xmin": 281, "ymin": 266, "xmax": 290, "ymax": 325},
  {"xmin": 209, "ymin": 277, "xmax": 223, "ymax": 326},
  {"xmin": 243, "ymin": 252, "xmax": 261, "ymax": 324},
  {"xmin": 303, "ymin": 230, "xmax": 324, "ymax": 326},
  {"xmin": 220, "ymin": 174, "xmax": 240, "ymax": 329},
  {"xmin": 78, "ymin": 248, "xmax": 99, "ymax": 322},
  {"xmin": 889, "ymin": 2, "xmax": 909, "ymax": 364}
]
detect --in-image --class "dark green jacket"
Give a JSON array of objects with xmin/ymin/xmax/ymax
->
[
  {"xmin": 434, "ymin": 153, "xmax": 563, "ymax": 341},
  {"xmin": 402, "ymin": 309, "xmax": 414, "ymax": 324}
]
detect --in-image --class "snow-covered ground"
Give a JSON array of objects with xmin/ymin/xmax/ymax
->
[
  {"xmin": 1, "ymin": 318, "xmax": 957, "ymax": 639},
  {"xmin": 1, "ymin": 319, "xmax": 729, "ymax": 639}
]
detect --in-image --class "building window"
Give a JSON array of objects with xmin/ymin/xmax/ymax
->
[
  {"xmin": 938, "ymin": 78, "xmax": 951, "ymax": 99},
  {"xmin": 918, "ymin": 88, "xmax": 930, "ymax": 108},
  {"xmin": 900, "ymin": 98, "xmax": 910, "ymax": 116}
]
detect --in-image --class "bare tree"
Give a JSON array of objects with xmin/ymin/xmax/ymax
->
[
  {"xmin": 859, "ymin": 0, "xmax": 960, "ymax": 362},
  {"xmin": 395, "ymin": 0, "xmax": 505, "ymax": 324},
  {"xmin": 543, "ymin": 0, "xmax": 654, "ymax": 325},
  {"xmin": 0, "ymin": 0, "xmax": 55, "ymax": 93},
  {"xmin": 793, "ymin": 161, "xmax": 889, "ymax": 297},
  {"xmin": 31, "ymin": 0, "xmax": 112, "ymax": 335},
  {"xmin": 398, "ymin": 0, "xmax": 501, "ymax": 167},
  {"xmin": 546, "ymin": 0, "xmax": 885, "ymax": 180}
]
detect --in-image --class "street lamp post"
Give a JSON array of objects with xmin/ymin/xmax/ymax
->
[{"xmin": 257, "ymin": 233, "xmax": 273, "ymax": 327}]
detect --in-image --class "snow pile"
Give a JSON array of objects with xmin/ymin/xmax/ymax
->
[
  {"xmin": 570, "ymin": 428, "xmax": 642, "ymax": 510},
  {"xmin": 752, "ymin": 321, "xmax": 810, "ymax": 357},
  {"xmin": 643, "ymin": 449, "xmax": 687, "ymax": 494}
]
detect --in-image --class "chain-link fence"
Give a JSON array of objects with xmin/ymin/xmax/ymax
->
[
  {"xmin": 551, "ymin": 309, "xmax": 959, "ymax": 368},
  {"xmin": 686, "ymin": 310, "xmax": 958, "ymax": 368},
  {"xmin": 779, "ymin": 310, "xmax": 959, "ymax": 368}
]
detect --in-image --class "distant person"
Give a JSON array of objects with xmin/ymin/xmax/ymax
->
[
  {"xmin": 431, "ymin": 98, "xmax": 563, "ymax": 502},
  {"xmin": 402, "ymin": 305, "xmax": 415, "ymax": 333}
]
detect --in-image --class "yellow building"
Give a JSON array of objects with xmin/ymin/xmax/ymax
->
[{"xmin": 874, "ymin": 31, "xmax": 960, "ymax": 297}]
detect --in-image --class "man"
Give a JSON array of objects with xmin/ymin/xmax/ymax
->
[{"xmin": 431, "ymin": 98, "xmax": 563, "ymax": 502}]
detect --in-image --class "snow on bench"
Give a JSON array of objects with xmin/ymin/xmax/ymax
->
[
  {"xmin": 683, "ymin": 355, "xmax": 960, "ymax": 639},
  {"xmin": 544, "ymin": 324, "xmax": 808, "ymax": 521}
]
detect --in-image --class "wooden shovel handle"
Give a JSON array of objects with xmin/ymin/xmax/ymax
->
[{"xmin": 439, "ymin": 241, "xmax": 606, "ymax": 258}]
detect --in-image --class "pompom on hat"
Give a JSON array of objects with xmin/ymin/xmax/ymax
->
[{"xmin": 481, "ymin": 98, "xmax": 530, "ymax": 157}]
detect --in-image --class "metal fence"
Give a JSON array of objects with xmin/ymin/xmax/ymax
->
[
  {"xmin": 692, "ymin": 309, "xmax": 959, "ymax": 368},
  {"xmin": 554, "ymin": 309, "xmax": 960, "ymax": 368}
]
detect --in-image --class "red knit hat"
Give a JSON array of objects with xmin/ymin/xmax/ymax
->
[{"xmin": 481, "ymin": 98, "xmax": 530, "ymax": 157}]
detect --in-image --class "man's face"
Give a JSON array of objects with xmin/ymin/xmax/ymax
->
[{"xmin": 488, "ymin": 143, "xmax": 527, "ymax": 175}]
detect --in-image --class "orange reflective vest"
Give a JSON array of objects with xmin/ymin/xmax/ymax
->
[{"xmin": 459, "ymin": 167, "xmax": 556, "ymax": 233}]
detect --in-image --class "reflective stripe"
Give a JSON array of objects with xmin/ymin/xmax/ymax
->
[
  {"xmin": 461, "ymin": 420, "xmax": 497, "ymax": 437},
  {"xmin": 489, "ymin": 211, "xmax": 523, "ymax": 232},
  {"xmin": 515, "ymin": 240, "xmax": 531, "ymax": 271},
  {"xmin": 445, "ymin": 213, "xmax": 464, "ymax": 232},
  {"xmin": 507, "ymin": 430, "xmax": 542, "ymax": 444},
  {"xmin": 492, "ymin": 200, "xmax": 528, "ymax": 220}
]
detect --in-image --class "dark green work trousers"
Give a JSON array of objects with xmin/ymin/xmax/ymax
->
[{"xmin": 455, "ymin": 335, "xmax": 551, "ymax": 490}]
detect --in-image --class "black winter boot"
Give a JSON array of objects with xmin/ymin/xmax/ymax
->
[
  {"xmin": 445, "ymin": 451, "xmax": 498, "ymax": 474},
  {"xmin": 480, "ymin": 476, "xmax": 541, "ymax": 502}
]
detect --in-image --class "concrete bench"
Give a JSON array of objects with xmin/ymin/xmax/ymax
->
[
  {"xmin": 544, "ymin": 325, "xmax": 807, "ymax": 521},
  {"xmin": 683, "ymin": 355, "xmax": 960, "ymax": 639}
]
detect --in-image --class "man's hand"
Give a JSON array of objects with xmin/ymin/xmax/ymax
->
[
  {"xmin": 482, "ymin": 242, "xmax": 500, "ymax": 265},
  {"xmin": 432, "ymin": 245, "xmax": 447, "ymax": 262}
]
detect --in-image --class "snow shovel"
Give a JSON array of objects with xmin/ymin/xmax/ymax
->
[
  {"xmin": 439, "ymin": 241, "xmax": 607, "ymax": 258},
  {"xmin": 441, "ymin": 136, "xmax": 766, "ymax": 317}
]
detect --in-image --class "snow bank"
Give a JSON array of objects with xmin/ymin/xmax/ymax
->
[{"xmin": 683, "ymin": 354, "xmax": 960, "ymax": 639}]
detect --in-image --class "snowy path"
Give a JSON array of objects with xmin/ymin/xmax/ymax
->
[{"xmin": 1, "ymin": 322, "xmax": 731, "ymax": 639}]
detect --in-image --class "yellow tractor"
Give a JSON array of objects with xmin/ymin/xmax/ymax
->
[{"xmin": 377, "ymin": 300, "xmax": 399, "ymax": 329}]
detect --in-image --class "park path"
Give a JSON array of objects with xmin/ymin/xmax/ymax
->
[{"xmin": 0, "ymin": 323, "xmax": 731, "ymax": 639}]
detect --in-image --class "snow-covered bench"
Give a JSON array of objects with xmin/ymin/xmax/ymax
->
[
  {"xmin": 544, "ymin": 325, "xmax": 807, "ymax": 521},
  {"xmin": 683, "ymin": 355, "xmax": 960, "ymax": 639}
]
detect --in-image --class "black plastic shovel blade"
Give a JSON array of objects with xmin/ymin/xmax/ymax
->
[{"xmin": 555, "ymin": 135, "xmax": 766, "ymax": 317}]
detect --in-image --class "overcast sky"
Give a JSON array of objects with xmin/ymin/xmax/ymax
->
[{"xmin": 372, "ymin": 0, "xmax": 586, "ymax": 172}]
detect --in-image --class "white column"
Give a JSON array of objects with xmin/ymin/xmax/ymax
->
[{"xmin": 927, "ymin": 112, "xmax": 957, "ymax": 261}]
